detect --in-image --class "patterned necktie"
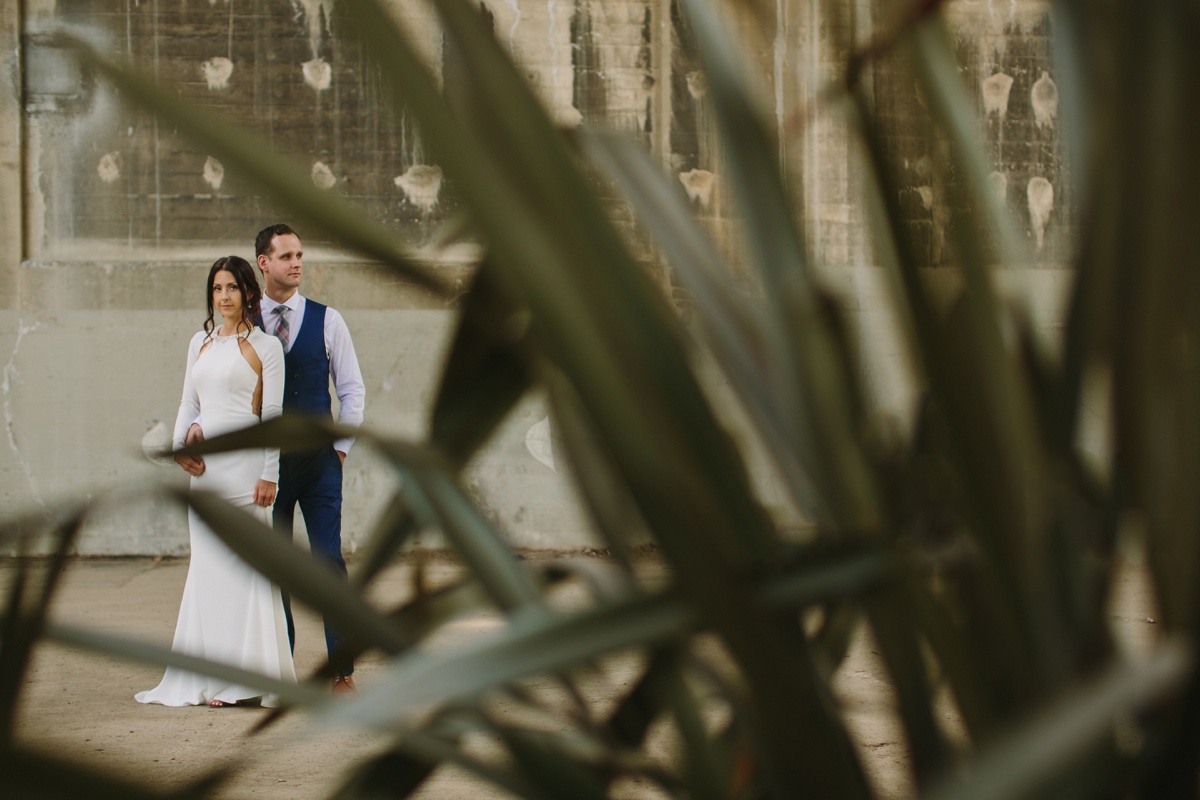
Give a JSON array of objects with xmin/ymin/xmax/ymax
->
[{"xmin": 272, "ymin": 306, "xmax": 290, "ymax": 350}]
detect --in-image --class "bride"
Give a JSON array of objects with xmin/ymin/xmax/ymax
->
[{"xmin": 137, "ymin": 255, "xmax": 296, "ymax": 708}]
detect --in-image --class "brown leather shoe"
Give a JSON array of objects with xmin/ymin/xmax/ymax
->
[{"xmin": 332, "ymin": 674, "xmax": 357, "ymax": 695}]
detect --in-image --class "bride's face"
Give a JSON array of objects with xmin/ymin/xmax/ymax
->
[{"xmin": 212, "ymin": 269, "xmax": 244, "ymax": 324}]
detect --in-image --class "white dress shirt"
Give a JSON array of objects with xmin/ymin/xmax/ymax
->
[{"xmin": 260, "ymin": 292, "xmax": 366, "ymax": 455}]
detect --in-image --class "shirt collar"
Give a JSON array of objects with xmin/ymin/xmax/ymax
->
[{"xmin": 262, "ymin": 293, "xmax": 303, "ymax": 314}]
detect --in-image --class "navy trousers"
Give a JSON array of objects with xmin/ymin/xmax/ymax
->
[{"xmin": 273, "ymin": 445, "xmax": 351, "ymax": 675}]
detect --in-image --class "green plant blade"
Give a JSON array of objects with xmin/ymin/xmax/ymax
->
[
  {"xmin": 494, "ymin": 726, "xmax": 610, "ymax": 800},
  {"xmin": 44, "ymin": 622, "xmax": 326, "ymax": 707},
  {"xmin": 0, "ymin": 509, "xmax": 85, "ymax": 744},
  {"xmin": 581, "ymin": 129, "xmax": 823, "ymax": 519},
  {"xmin": 0, "ymin": 501, "xmax": 89, "ymax": 549},
  {"xmin": 350, "ymin": 491, "xmax": 422, "ymax": 591},
  {"xmin": 326, "ymin": 749, "xmax": 438, "ymax": 800},
  {"xmin": 924, "ymin": 643, "xmax": 1190, "ymax": 800},
  {"xmin": 2, "ymin": 746, "xmax": 223, "ymax": 800},
  {"xmin": 429, "ymin": 259, "xmax": 535, "ymax": 469},
  {"xmin": 319, "ymin": 590, "xmax": 689, "ymax": 730},
  {"xmin": 320, "ymin": 541, "xmax": 889, "ymax": 730},
  {"xmin": 173, "ymin": 415, "xmax": 348, "ymax": 460},
  {"xmin": 541, "ymin": 371, "xmax": 649, "ymax": 568},
  {"xmin": 394, "ymin": 462, "xmax": 546, "ymax": 614},
  {"xmin": 677, "ymin": 0, "xmax": 882, "ymax": 533},
  {"xmin": 176, "ymin": 489, "xmax": 411, "ymax": 653}
]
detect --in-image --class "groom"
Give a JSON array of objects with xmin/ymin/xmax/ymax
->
[
  {"xmin": 255, "ymin": 223, "xmax": 366, "ymax": 694},
  {"xmin": 188, "ymin": 223, "xmax": 366, "ymax": 694}
]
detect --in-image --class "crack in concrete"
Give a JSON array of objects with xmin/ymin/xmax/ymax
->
[{"xmin": 3, "ymin": 320, "xmax": 47, "ymax": 512}]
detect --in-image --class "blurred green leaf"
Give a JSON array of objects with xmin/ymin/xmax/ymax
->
[
  {"xmin": 350, "ymin": 492, "xmax": 423, "ymax": 591},
  {"xmin": 2, "ymin": 747, "xmax": 223, "ymax": 800},
  {"xmin": 321, "ymin": 591, "xmax": 687, "ymax": 730},
  {"xmin": 0, "ymin": 501, "xmax": 89, "ymax": 549},
  {"xmin": 397, "ymin": 463, "xmax": 545, "ymax": 613},
  {"xmin": 174, "ymin": 415, "xmax": 348, "ymax": 459},
  {"xmin": 177, "ymin": 489, "xmax": 411, "ymax": 654},
  {"xmin": 0, "ymin": 508, "xmax": 85, "ymax": 743},
  {"xmin": 678, "ymin": 0, "xmax": 882, "ymax": 533},
  {"xmin": 581, "ymin": 129, "xmax": 822, "ymax": 518},
  {"xmin": 430, "ymin": 259, "xmax": 535, "ymax": 469},
  {"xmin": 326, "ymin": 749, "xmax": 437, "ymax": 800},
  {"xmin": 496, "ymin": 726, "xmax": 609, "ymax": 800},
  {"xmin": 540, "ymin": 371, "xmax": 648, "ymax": 569},
  {"xmin": 924, "ymin": 642, "xmax": 1190, "ymax": 800},
  {"xmin": 45, "ymin": 621, "xmax": 326, "ymax": 707},
  {"xmin": 320, "ymin": 542, "xmax": 888, "ymax": 731}
]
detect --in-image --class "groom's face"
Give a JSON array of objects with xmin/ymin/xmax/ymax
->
[{"xmin": 259, "ymin": 233, "xmax": 303, "ymax": 298}]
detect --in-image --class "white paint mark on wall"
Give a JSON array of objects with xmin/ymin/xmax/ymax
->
[
  {"xmin": 686, "ymin": 71, "xmax": 708, "ymax": 100},
  {"xmin": 1031, "ymin": 71, "xmax": 1058, "ymax": 129},
  {"xmin": 203, "ymin": 156, "xmax": 225, "ymax": 190},
  {"xmin": 141, "ymin": 421, "xmax": 175, "ymax": 467},
  {"xmin": 303, "ymin": 58, "xmax": 332, "ymax": 91},
  {"xmin": 554, "ymin": 105, "xmax": 583, "ymax": 128},
  {"xmin": 981, "ymin": 71, "xmax": 1014, "ymax": 119},
  {"xmin": 3, "ymin": 321, "xmax": 47, "ymax": 512},
  {"xmin": 1027, "ymin": 176, "xmax": 1054, "ymax": 250},
  {"xmin": 394, "ymin": 165, "xmax": 444, "ymax": 213},
  {"xmin": 913, "ymin": 155, "xmax": 932, "ymax": 181},
  {"xmin": 916, "ymin": 185, "xmax": 934, "ymax": 210},
  {"xmin": 97, "ymin": 152, "xmax": 120, "ymax": 183},
  {"xmin": 200, "ymin": 56, "xmax": 234, "ymax": 90},
  {"xmin": 311, "ymin": 161, "xmax": 337, "ymax": 189},
  {"xmin": 989, "ymin": 170, "xmax": 1008, "ymax": 203},
  {"xmin": 526, "ymin": 417, "xmax": 555, "ymax": 471},
  {"xmin": 679, "ymin": 169, "xmax": 715, "ymax": 207}
]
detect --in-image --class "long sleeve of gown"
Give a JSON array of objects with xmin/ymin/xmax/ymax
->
[
  {"xmin": 172, "ymin": 333, "xmax": 205, "ymax": 451},
  {"xmin": 253, "ymin": 331, "xmax": 285, "ymax": 484}
]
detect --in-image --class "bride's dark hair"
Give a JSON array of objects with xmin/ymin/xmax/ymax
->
[{"xmin": 204, "ymin": 255, "xmax": 264, "ymax": 336}]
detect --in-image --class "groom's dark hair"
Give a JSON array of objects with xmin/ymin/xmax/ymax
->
[{"xmin": 255, "ymin": 223, "xmax": 298, "ymax": 259}]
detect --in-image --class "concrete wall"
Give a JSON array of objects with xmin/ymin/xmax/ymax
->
[{"xmin": 2, "ymin": 0, "xmax": 1072, "ymax": 555}]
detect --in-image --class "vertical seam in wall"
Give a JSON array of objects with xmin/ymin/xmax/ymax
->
[
  {"xmin": 16, "ymin": 0, "xmax": 28, "ymax": 264},
  {"xmin": 152, "ymin": 0, "xmax": 162, "ymax": 247}
]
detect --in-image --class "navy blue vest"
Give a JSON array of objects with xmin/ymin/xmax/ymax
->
[{"xmin": 283, "ymin": 300, "xmax": 332, "ymax": 417}]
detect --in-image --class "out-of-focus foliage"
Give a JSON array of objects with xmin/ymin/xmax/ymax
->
[{"xmin": 5, "ymin": 0, "xmax": 1200, "ymax": 797}]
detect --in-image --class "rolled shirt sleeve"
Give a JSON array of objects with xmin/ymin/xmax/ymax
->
[{"xmin": 324, "ymin": 307, "xmax": 365, "ymax": 455}]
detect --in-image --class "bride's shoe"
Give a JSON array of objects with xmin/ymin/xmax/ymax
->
[{"xmin": 208, "ymin": 698, "xmax": 235, "ymax": 708}]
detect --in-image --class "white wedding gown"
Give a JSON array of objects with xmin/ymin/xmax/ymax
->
[{"xmin": 137, "ymin": 328, "xmax": 296, "ymax": 707}]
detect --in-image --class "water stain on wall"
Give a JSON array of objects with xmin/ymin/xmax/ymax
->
[
  {"xmin": 32, "ymin": 0, "xmax": 1065, "ymax": 266},
  {"xmin": 311, "ymin": 161, "xmax": 337, "ymax": 189},
  {"xmin": 200, "ymin": 56, "xmax": 234, "ymax": 90},
  {"xmin": 1031, "ymin": 70, "xmax": 1058, "ymax": 129},
  {"xmin": 394, "ymin": 165, "xmax": 443, "ymax": 214},
  {"xmin": 1027, "ymin": 175, "xmax": 1054, "ymax": 250},
  {"xmin": 989, "ymin": 170, "xmax": 1009, "ymax": 203},
  {"xmin": 97, "ymin": 152, "xmax": 120, "ymax": 183},
  {"xmin": 302, "ymin": 57, "xmax": 332, "ymax": 91},
  {"xmin": 678, "ymin": 168, "xmax": 714, "ymax": 207},
  {"xmin": 202, "ymin": 156, "xmax": 225, "ymax": 191},
  {"xmin": 981, "ymin": 71, "xmax": 1014, "ymax": 119}
]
